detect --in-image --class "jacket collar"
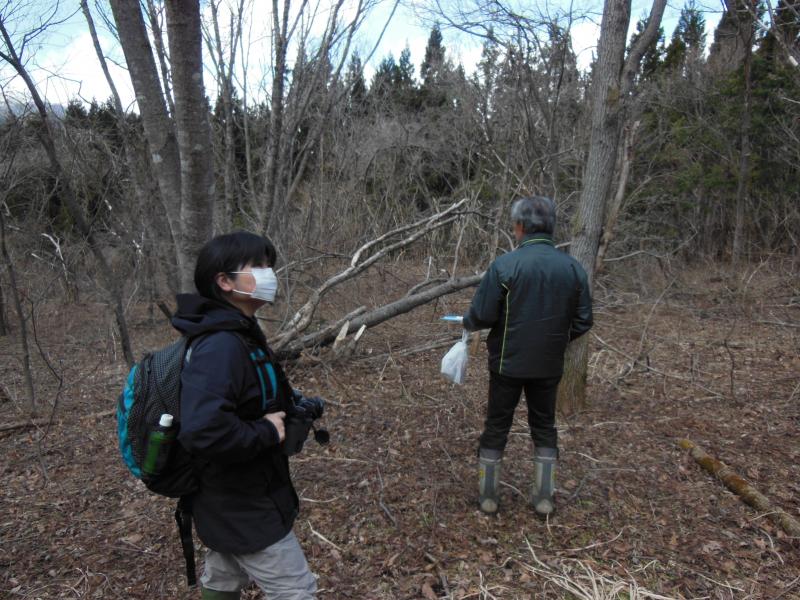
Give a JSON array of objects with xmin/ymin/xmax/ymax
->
[
  {"xmin": 518, "ymin": 232, "xmax": 554, "ymax": 247},
  {"xmin": 172, "ymin": 293, "xmax": 267, "ymax": 347}
]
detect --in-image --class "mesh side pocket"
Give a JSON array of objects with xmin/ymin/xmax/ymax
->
[{"xmin": 129, "ymin": 338, "xmax": 188, "ymax": 468}]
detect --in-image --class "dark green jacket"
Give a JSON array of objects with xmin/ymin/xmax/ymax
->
[{"xmin": 463, "ymin": 234, "xmax": 593, "ymax": 379}]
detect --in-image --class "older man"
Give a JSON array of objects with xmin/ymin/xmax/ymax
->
[{"xmin": 463, "ymin": 196, "xmax": 593, "ymax": 517}]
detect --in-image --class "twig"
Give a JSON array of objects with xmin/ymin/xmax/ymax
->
[
  {"xmin": 307, "ymin": 520, "xmax": 343, "ymax": 552},
  {"xmin": 690, "ymin": 570, "xmax": 745, "ymax": 593},
  {"xmin": 83, "ymin": 409, "xmax": 116, "ymax": 420},
  {"xmin": 292, "ymin": 456, "xmax": 373, "ymax": 465},
  {"xmin": 0, "ymin": 417, "xmax": 51, "ymax": 433},
  {"xmin": 359, "ymin": 334, "xmax": 463, "ymax": 362},
  {"xmin": 592, "ymin": 333, "xmax": 723, "ymax": 398},
  {"xmin": 376, "ymin": 467, "xmax": 397, "ymax": 527},
  {"xmin": 757, "ymin": 319, "xmax": 800, "ymax": 329},
  {"xmin": 499, "ymin": 480, "xmax": 525, "ymax": 498},
  {"xmin": 559, "ymin": 528, "xmax": 627, "ymax": 554},
  {"xmin": 773, "ymin": 575, "xmax": 800, "ymax": 599}
]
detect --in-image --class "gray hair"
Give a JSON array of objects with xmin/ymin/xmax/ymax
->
[{"xmin": 510, "ymin": 196, "xmax": 556, "ymax": 235}]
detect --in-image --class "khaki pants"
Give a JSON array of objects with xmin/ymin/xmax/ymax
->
[{"xmin": 200, "ymin": 531, "xmax": 317, "ymax": 599}]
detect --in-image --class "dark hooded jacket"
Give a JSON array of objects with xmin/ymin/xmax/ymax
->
[
  {"xmin": 463, "ymin": 233, "xmax": 593, "ymax": 379},
  {"xmin": 172, "ymin": 293, "xmax": 298, "ymax": 554}
]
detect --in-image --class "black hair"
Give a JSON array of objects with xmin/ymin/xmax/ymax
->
[{"xmin": 194, "ymin": 231, "xmax": 277, "ymax": 303}]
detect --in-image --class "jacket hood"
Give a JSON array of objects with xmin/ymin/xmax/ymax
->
[{"xmin": 171, "ymin": 294, "xmax": 266, "ymax": 346}]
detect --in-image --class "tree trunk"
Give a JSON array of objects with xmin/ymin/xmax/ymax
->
[
  {"xmin": 0, "ymin": 270, "xmax": 7, "ymax": 336},
  {"xmin": 208, "ymin": 0, "xmax": 245, "ymax": 231},
  {"xmin": 558, "ymin": 0, "xmax": 666, "ymax": 415},
  {"xmin": 595, "ymin": 120, "xmax": 639, "ymax": 273},
  {"xmin": 109, "ymin": 0, "xmax": 187, "ymax": 284},
  {"xmin": 0, "ymin": 208, "xmax": 35, "ymax": 413},
  {"xmin": 164, "ymin": 0, "xmax": 215, "ymax": 290},
  {"xmin": 82, "ymin": 0, "xmax": 172, "ymax": 298},
  {"xmin": 144, "ymin": 0, "xmax": 176, "ymax": 117},
  {"xmin": 263, "ymin": 0, "xmax": 291, "ymax": 236},
  {"xmin": 732, "ymin": 3, "xmax": 754, "ymax": 268}
]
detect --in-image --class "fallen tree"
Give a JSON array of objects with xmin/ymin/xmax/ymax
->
[
  {"xmin": 272, "ymin": 198, "xmax": 484, "ymax": 359},
  {"xmin": 677, "ymin": 438, "xmax": 800, "ymax": 538},
  {"xmin": 275, "ymin": 274, "xmax": 482, "ymax": 360}
]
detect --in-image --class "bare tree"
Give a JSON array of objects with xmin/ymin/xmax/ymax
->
[
  {"xmin": 0, "ymin": 7, "xmax": 135, "ymax": 366},
  {"xmin": 109, "ymin": 0, "xmax": 214, "ymax": 292},
  {"xmin": 80, "ymin": 0, "xmax": 174, "ymax": 298},
  {"xmin": 260, "ymin": 0, "xmax": 385, "ymax": 241},
  {"xmin": 558, "ymin": 0, "xmax": 667, "ymax": 414},
  {"xmin": 726, "ymin": 0, "xmax": 758, "ymax": 267},
  {"xmin": 204, "ymin": 0, "xmax": 246, "ymax": 231},
  {"xmin": 0, "ymin": 126, "xmax": 35, "ymax": 412}
]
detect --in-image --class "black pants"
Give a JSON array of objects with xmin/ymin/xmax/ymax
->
[{"xmin": 479, "ymin": 371, "xmax": 561, "ymax": 452}]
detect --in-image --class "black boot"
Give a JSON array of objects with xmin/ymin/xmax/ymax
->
[{"xmin": 478, "ymin": 448, "xmax": 502, "ymax": 514}]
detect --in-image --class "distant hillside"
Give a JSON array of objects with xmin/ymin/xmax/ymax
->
[{"xmin": 0, "ymin": 98, "xmax": 68, "ymax": 122}]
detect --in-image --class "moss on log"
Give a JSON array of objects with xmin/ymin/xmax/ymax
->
[{"xmin": 677, "ymin": 438, "xmax": 800, "ymax": 538}]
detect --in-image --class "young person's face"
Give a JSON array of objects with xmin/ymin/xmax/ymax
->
[{"xmin": 215, "ymin": 260, "xmax": 271, "ymax": 316}]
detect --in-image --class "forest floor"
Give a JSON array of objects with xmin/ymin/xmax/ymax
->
[{"xmin": 1, "ymin": 258, "xmax": 799, "ymax": 599}]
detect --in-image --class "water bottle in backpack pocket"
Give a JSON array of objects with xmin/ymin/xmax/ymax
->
[
  {"xmin": 142, "ymin": 413, "xmax": 177, "ymax": 480},
  {"xmin": 117, "ymin": 337, "xmax": 199, "ymax": 498}
]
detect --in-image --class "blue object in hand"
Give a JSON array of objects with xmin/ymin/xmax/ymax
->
[{"xmin": 440, "ymin": 315, "xmax": 464, "ymax": 323}]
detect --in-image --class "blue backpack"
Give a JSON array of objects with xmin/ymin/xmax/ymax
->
[
  {"xmin": 116, "ymin": 332, "xmax": 282, "ymax": 585},
  {"xmin": 117, "ymin": 336, "xmax": 198, "ymax": 497},
  {"xmin": 117, "ymin": 332, "xmax": 282, "ymax": 495}
]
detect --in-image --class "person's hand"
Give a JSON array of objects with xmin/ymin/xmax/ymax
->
[{"xmin": 265, "ymin": 411, "xmax": 286, "ymax": 442}]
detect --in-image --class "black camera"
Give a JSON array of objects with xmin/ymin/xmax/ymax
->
[{"xmin": 282, "ymin": 393, "xmax": 330, "ymax": 456}]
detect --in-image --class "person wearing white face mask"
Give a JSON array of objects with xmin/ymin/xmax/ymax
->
[
  {"xmin": 171, "ymin": 231, "xmax": 319, "ymax": 600},
  {"xmin": 226, "ymin": 266, "xmax": 279, "ymax": 304}
]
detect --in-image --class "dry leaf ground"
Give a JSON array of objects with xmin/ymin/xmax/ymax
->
[{"xmin": 1, "ymin": 259, "xmax": 798, "ymax": 599}]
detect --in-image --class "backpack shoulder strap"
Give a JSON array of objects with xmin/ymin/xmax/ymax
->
[{"xmin": 226, "ymin": 331, "xmax": 292, "ymax": 412}]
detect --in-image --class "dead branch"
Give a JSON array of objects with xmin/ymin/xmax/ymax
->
[
  {"xmin": 276, "ymin": 274, "xmax": 482, "ymax": 360},
  {"xmin": 591, "ymin": 333, "xmax": 723, "ymax": 398},
  {"xmin": 272, "ymin": 198, "xmax": 469, "ymax": 349},
  {"xmin": 157, "ymin": 301, "xmax": 174, "ymax": 320},
  {"xmin": 282, "ymin": 306, "xmax": 367, "ymax": 354},
  {"xmin": 757, "ymin": 319, "xmax": 800, "ymax": 329},
  {"xmin": 84, "ymin": 409, "xmax": 116, "ymax": 420},
  {"xmin": 0, "ymin": 418, "xmax": 51, "ymax": 433},
  {"xmin": 677, "ymin": 438, "xmax": 800, "ymax": 538}
]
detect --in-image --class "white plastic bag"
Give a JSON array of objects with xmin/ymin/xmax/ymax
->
[{"xmin": 441, "ymin": 330, "xmax": 469, "ymax": 384}]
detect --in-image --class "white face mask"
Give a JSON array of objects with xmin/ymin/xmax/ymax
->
[{"xmin": 230, "ymin": 267, "xmax": 278, "ymax": 303}]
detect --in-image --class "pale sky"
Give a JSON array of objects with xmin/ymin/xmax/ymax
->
[{"xmin": 0, "ymin": 0, "xmax": 723, "ymax": 110}]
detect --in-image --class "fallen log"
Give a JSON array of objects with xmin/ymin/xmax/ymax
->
[
  {"xmin": 275, "ymin": 274, "xmax": 482, "ymax": 360},
  {"xmin": 677, "ymin": 438, "xmax": 800, "ymax": 538}
]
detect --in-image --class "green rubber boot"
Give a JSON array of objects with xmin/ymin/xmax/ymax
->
[
  {"xmin": 200, "ymin": 587, "xmax": 240, "ymax": 599},
  {"xmin": 531, "ymin": 447, "xmax": 557, "ymax": 518},
  {"xmin": 478, "ymin": 448, "xmax": 502, "ymax": 514}
]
